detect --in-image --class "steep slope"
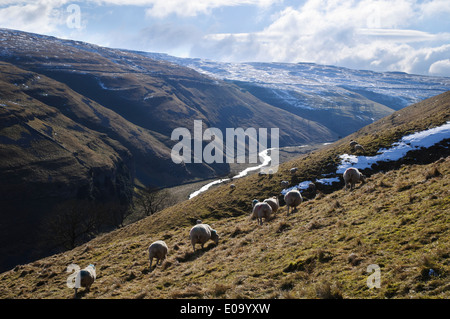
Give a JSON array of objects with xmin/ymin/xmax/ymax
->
[
  {"xmin": 0, "ymin": 61, "xmax": 136, "ymax": 271},
  {"xmin": 1, "ymin": 92, "xmax": 448, "ymax": 299},
  {"xmin": 0, "ymin": 28, "xmax": 337, "ymax": 188}
]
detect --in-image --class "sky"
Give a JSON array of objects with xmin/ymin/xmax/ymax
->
[{"xmin": 1, "ymin": 0, "xmax": 450, "ymax": 76}]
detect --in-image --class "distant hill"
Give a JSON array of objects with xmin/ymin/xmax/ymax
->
[
  {"xmin": 145, "ymin": 53, "xmax": 450, "ymax": 137},
  {"xmin": 1, "ymin": 91, "xmax": 448, "ymax": 300},
  {"xmin": 0, "ymin": 28, "xmax": 336, "ymax": 188}
]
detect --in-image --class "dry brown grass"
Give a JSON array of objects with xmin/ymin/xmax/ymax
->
[{"xmin": 1, "ymin": 93, "xmax": 449, "ymax": 299}]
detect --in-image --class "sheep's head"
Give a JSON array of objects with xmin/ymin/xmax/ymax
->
[
  {"xmin": 252, "ymin": 199, "xmax": 259, "ymax": 207},
  {"xmin": 210, "ymin": 229, "xmax": 219, "ymax": 244},
  {"xmin": 360, "ymin": 174, "xmax": 366, "ymax": 184}
]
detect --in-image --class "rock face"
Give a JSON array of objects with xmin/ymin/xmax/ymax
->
[{"xmin": 0, "ymin": 63, "xmax": 135, "ymax": 270}]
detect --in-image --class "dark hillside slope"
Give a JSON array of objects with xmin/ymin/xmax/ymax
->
[
  {"xmin": 0, "ymin": 61, "xmax": 135, "ymax": 271},
  {"xmin": 1, "ymin": 92, "xmax": 448, "ymax": 299},
  {"xmin": 0, "ymin": 28, "xmax": 337, "ymax": 187}
]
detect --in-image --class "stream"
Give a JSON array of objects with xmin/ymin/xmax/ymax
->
[{"xmin": 188, "ymin": 147, "xmax": 276, "ymax": 199}]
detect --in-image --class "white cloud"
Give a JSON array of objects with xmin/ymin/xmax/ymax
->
[
  {"xmin": 419, "ymin": 0, "xmax": 450, "ymax": 17},
  {"xmin": 141, "ymin": 0, "xmax": 280, "ymax": 18},
  {"xmin": 429, "ymin": 59, "xmax": 450, "ymax": 76},
  {"xmin": 192, "ymin": 0, "xmax": 450, "ymax": 76},
  {"xmin": 0, "ymin": 0, "xmax": 70, "ymax": 34}
]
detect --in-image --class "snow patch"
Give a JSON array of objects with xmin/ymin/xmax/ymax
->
[
  {"xmin": 281, "ymin": 121, "xmax": 450, "ymax": 194},
  {"xmin": 337, "ymin": 121, "xmax": 450, "ymax": 173}
]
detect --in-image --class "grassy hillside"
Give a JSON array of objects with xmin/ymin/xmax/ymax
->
[{"xmin": 0, "ymin": 92, "xmax": 449, "ymax": 299}]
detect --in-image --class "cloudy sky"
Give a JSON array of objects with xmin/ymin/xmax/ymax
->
[{"xmin": 1, "ymin": 0, "xmax": 450, "ymax": 76}]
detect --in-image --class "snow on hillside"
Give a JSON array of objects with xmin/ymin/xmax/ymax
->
[
  {"xmin": 144, "ymin": 53, "xmax": 450, "ymax": 110},
  {"xmin": 282, "ymin": 121, "xmax": 450, "ymax": 195},
  {"xmin": 337, "ymin": 121, "xmax": 450, "ymax": 173}
]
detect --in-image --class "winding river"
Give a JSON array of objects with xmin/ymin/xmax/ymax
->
[{"xmin": 188, "ymin": 147, "xmax": 276, "ymax": 199}]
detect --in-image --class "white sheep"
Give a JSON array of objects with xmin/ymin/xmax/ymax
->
[
  {"xmin": 148, "ymin": 240, "xmax": 168, "ymax": 269},
  {"xmin": 343, "ymin": 167, "xmax": 366, "ymax": 191},
  {"xmin": 290, "ymin": 167, "xmax": 298, "ymax": 174},
  {"xmin": 263, "ymin": 196, "xmax": 279, "ymax": 214},
  {"xmin": 251, "ymin": 201, "xmax": 272, "ymax": 226},
  {"xmin": 189, "ymin": 223, "xmax": 219, "ymax": 251},
  {"xmin": 284, "ymin": 189, "xmax": 303, "ymax": 215},
  {"xmin": 281, "ymin": 180, "xmax": 290, "ymax": 188},
  {"xmin": 350, "ymin": 140, "xmax": 358, "ymax": 149},
  {"xmin": 74, "ymin": 264, "xmax": 96, "ymax": 297}
]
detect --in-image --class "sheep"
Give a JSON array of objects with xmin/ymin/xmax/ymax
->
[
  {"xmin": 189, "ymin": 223, "xmax": 219, "ymax": 252},
  {"xmin": 303, "ymin": 182, "xmax": 317, "ymax": 199},
  {"xmin": 148, "ymin": 240, "xmax": 168, "ymax": 269},
  {"xmin": 251, "ymin": 201, "xmax": 272, "ymax": 226},
  {"xmin": 349, "ymin": 140, "xmax": 358, "ymax": 149},
  {"xmin": 230, "ymin": 184, "xmax": 236, "ymax": 190},
  {"xmin": 354, "ymin": 144, "xmax": 365, "ymax": 154},
  {"xmin": 263, "ymin": 196, "xmax": 279, "ymax": 214},
  {"xmin": 74, "ymin": 264, "xmax": 96, "ymax": 297},
  {"xmin": 284, "ymin": 189, "xmax": 303, "ymax": 215},
  {"xmin": 290, "ymin": 167, "xmax": 298, "ymax": 174},
  {"xmin": 343, "ymin": 167, "xmax": 366, "ymax": 191},
  {"xmin": 307, "ymin": 182, "xmax": 316, "ymax": 193},
  {"xmin": 281, "ymin": 180, "xmax": 290, "ymax": 188}
]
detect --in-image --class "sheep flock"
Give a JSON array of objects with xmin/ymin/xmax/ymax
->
[{"xmin": 70, "ymin": 140, "xmax": 376, "ymax": 297}]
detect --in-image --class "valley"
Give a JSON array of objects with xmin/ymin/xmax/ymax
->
[{"xmin": 0, "ymin": 28, "xmax": 449, "ymax": 292}]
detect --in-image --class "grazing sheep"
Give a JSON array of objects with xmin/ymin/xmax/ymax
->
[
  {"xmin": 230, "ymin": 184, "xmax": 236, "ymax": 190},
  {"xmin": 263, "ymin": 196, "xmax": 279, "ymax": 214},
  {"xmin": 307, "ymin": 182, "xmax": 316, "ymax": 193},
  {"xmin": 251, "ymin": 201, "xmax": 272, "ymax": 226},
  {"xmin": 343, "ymin": 167, "xmax": 366, "ymax": 191},
  {"xmin": 189, "ymin": 223, "xmax": 219, "ymax": 251},
  {"xmin": 354, "ymin": 144, "xmax": 365, "ymax": 154},
  {"xmin": 281, "ymin": 180, "xmax": 290, "ymax": 188},
  {"xmin": 290, "ymin": 167, "xmax": 298, "ymax": 174},
  {"xmin": 303, "ymin": 182, "xmax": 317, "ymax": 199},
  {"xmin": 350, "ymin": 140, "xmax": 358, "ymax": 149},
  {"xmin": 148, "ymin": 240, "xmax": 168, "ymax": 269},
  {"xmin": 284, "ymin": 189, "xmax": 303, "ymax": 215},
  {"xmin": 74, "ymin": 264, "xmax": 96, "ymax": 297}
]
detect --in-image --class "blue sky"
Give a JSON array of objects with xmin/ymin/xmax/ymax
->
[{"xmin": 1, "ymin": 0, "xmax": 450, "ymax": 76}]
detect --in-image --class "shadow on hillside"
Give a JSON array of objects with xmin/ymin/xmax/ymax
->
[{"xmin": 175, "ymin": 243, "xmax": 217, "ymax": 263}]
